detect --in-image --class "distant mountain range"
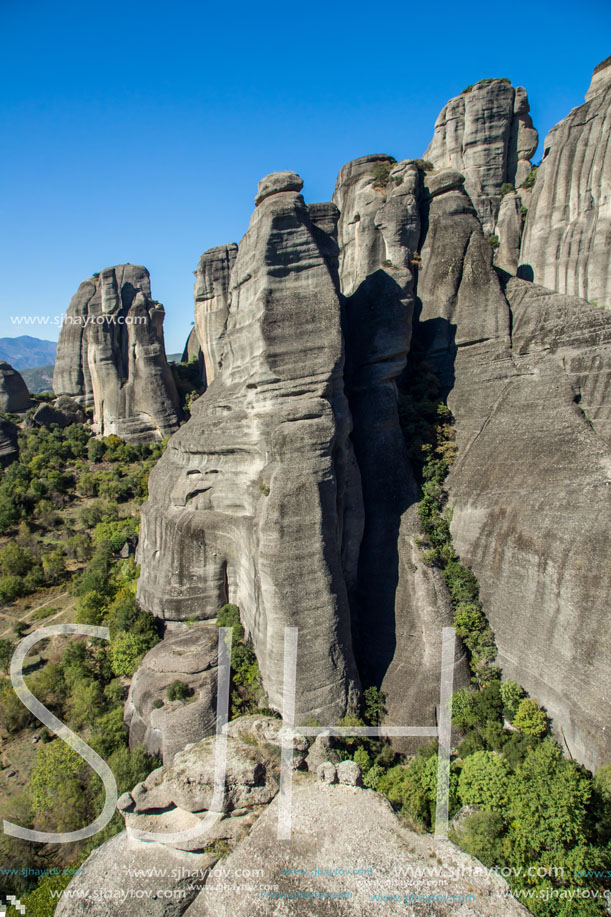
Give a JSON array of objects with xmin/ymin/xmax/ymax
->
[{"xmin": 0, "ymin": 335, "xmax": 57, "ymax": 370}]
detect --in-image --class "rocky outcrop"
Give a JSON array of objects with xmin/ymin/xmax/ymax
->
[
  {"xmin": 181, "ymin": 326, "xmax": 204, "ymax": 377},
  {"xmin": 186, "ymin": 781, "xmax": 531, "ymax": 916},
  {"xmin": 0, "ymin": 361, "xmax": 30, "ymax": 412},
  {"xmin": 32, "ymin": 395, "xmax": 85, "ymax": 428},
  {"xmin": 424, "ymin": 79, "xmax": 538, "ymax": 234},
  {"xmin": 124, "ymin": 625, "xmax": 219, "ymax": 764},
  {"xmin": 0, "ymin": 420, "xmax": 19, "ymax": 467},
  {"xmin": 333, "ymin": 157, "xmax": 469, "ymax": 747},
  {"xmin": 415, "ymin": 169, "xmax": 611, "ymax": 771},
  {"xmin": 53, "ymin": 265, "xmax": 181, "ymax": 442},
  {"xmin": 137, "ymin": 173, "xmax": 360, "ymax": 724},
  {"xmin": 519, "ymin": 56, "xmax": 611, "ymax": 309},
  {"xmin": 193, "ymin": 244, "xmax": 238, "ymax": 387}
]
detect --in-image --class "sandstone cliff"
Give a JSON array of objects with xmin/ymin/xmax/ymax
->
[
  {"xmin": 519, "ymin": 57, "xmax": 611, "ymax": 309},
  {"xmin": 137, "ymin": 173, "xmax": 361, "ymax": 723},
  {"xmin": 193, "ymin": 243, "xmax": 238, "ymax": 386},
  {"xmin": 424, "ymin": 79, "xmax": 538, "ymax": 235},
  {"xmin": 53, "ymin": 265, "xmax": 181, "ymax": 442}
]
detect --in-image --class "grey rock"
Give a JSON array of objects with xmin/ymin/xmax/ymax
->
[
  {"xmin": 336, "ymin": 760, "xmax": 362, "ymax": 786},
  {"xmin": 305, "ymin": 732, "xmax": 340, "ymax": 770},
  {"xmin": 416, "ymin": 168, "xmax": 611, "ymax": 772},
  {"xmin": 32, "ymin": 395, "xmax": 85, "ymax": 428},
  {"xmin": 54, "ymin": 830, "xmax": 208, "ymax": 916},
  {"xmin": 180, "ymin": 327, "xmax": 204, "ymax": 384},
  {"xmin": 137, "ymin": 176, "xmax": 360, "ymax": 724},
  {"xmin": 192, "ymin": 244, "xmax": 238, "ymax": 387},
  {"xmin": 124, "ymin": 625, "xmax": 219, "ymax": 764},
  {"xmin": 0, "ymin": 420, "xmax": 19, "ymax": 468},
  {"xmin": 53, "ymin": 265, "xmax": 181, "ymax": 442},
  {"xmin": 423, "ymin": 169, "xmax": 465, "ymax": 198},
  {"xmin": 334, "ymin": 157, "xmax": 470, "ymax": 751},
  {"xmin": 424, "ymin": 79, "xmax": 538, "ymax": 233},
  {"xmin": 223, "ymin": 715, "xmax": 308, "ymax": 769},
  {"xmin": 494, "ymin": 190, "xmax": 524, "ymax": 274},
  {"xmin": 185, "ymin": 782, "xmax": 531, "ymax": 916},
  {"xmin": 519, "ymin": 57, "xmax": 611, "ymax": 310},
  {"xmin": 316, "ymin": 761, "xmax": 338, "ymax": 783},
  {"xmin": 0, "ymin": 361, "xmax": 30, "ymax": 412},
  {"xmin": 254, "ymin": 170, "xmax": 303, "ymax": 206}
]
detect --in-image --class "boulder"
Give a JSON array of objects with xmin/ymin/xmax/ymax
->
[
  {"xmin": 185, "ymin": 782, "xmax": 531, "ymax": 916},
  {"xmin": 254, "ymin": 171, "xmax": 303, "ymax": 206},
  {"xmin": 124, "ymin": 625, "xmax": 219, "ymax": 764},
  {"xmin": 53, "ymin": 265, "xmax": 181, "ymax": 442},
  {"xmin": 0, "ymin": 361, "xmax": 30, "ymax": 412},
  {"xmin": 32, "ymin": 395, "xmax": 85, "ymax": 428}
]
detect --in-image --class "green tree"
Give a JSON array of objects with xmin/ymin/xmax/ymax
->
[
  {"xmin": 458, "ymin": 750, "xmax": 511, "ymax": 813},
  {"xmin": 29, "ymin": 741, "xmax": 95, "ymax": 833},
  {"xmin": 0, "ymin": 637, "xmax": 13, "ymax": 673},
  {"xmin": 109, "ymin": 632, "xmax": 151, "ymax": 676},
  {"xmin": 500, "ymin": 680, "xmax": 525, "ymax": 720},
  {"xmin": 513, "ymin": 698, "xmax": 547, "ymax": 737}
]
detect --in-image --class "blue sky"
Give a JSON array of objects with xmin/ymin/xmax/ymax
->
[{"xmin": 0, "ymin": 0, "xmax": 609, "ymax": 355}]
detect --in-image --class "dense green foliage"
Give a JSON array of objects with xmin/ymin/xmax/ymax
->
[
  {"xmin": 521, "ymin": 166, "xmax": 538, "ymax": 190},
  {"xmin": 217, "ymin": 603, "xmax": 266, "ymax": 718},
  {"xmin": 499, "ymin": 182, "xmax": 515, "ymax": 197}
]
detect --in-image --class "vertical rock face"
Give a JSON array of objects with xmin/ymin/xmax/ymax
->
[
  {"xmin": 53, "ymin": 265, "xmax": 181, "ymax": 442},
  {"xmin": 424, "ymin": 79, "xmax": 538, "ymax": 234},
  {"xmin": 0, "ymin": 361, "xmax": 31, "ymax": 412},
  {"xmin": 415, "ymin": 172, "xmax": 611, "ymax": 771},
  {"xmin": 137, "ymin": 174, "xmax": 360, "ymax": 723},
  {"xmin": 333, "ymin": 158, "xmax": 470, "ymax": 743},
  {"xmin": 519, "ymin": 57, "xmax": 611, "ymax": 309},
  {"xmin": 0, "ymin": 420, "xmax": 19, "ymax": 468},
  {"xmin": 193, "ymin": 244, "xmax": 238, "ymax": 386}
]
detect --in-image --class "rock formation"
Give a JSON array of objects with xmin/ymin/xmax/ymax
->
[
  {"xmin": 53, "ymin": 265, "xmax": 181, "ymax": 442},
  {"xmin": 0, "ymin": 361, "xmax": 30, "ymax": 412},
  {"xmin": 124, "ymin": 624, "xmax": 219, "ymax": 764},
  {"xmin": 519, "ymin": 56, "xmax": 611, "ymax": 309},
  {"xmin": 332, "ymin": 156, "xmax": 470, "ymax": 745},
  {"xmin": 32, "ymin": 394, "xmax": 85, "ymax": 428},
  {"xmin": 0, "ymin": 419, "xmax": 19, "ymax": 467},
  {"xmin": 58, "ymin": 720, "xmax": 530, "ymax": 917},
  {"xmin": 415, "ymin": 167, "xmax": 611, "ymax": 771},
  {"xmin": 424, "ymin": 79, "xmax": 538, "ymax": 235},
  {"xmin": 192, "ymin": 243, "xmax": 238, "ymax": 386},
  {"xmin": 137, "ymin": 173, "xmax": 361, "ymax": 724}
]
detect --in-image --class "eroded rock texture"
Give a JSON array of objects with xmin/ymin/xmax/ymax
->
[
  {"xmin": 0, "ymin": 361, "xmax": 30, "ymax": 412},
  {"xmin": 53, "ymin": 265, "xmax": 181, "ymax": 442},
  {"xmin": 124, "ymin": 624, "xmax": 219, "ymax": 764},
  {"xmin": 424, "ymin": 79, "xmax": 538, "ymax": 234},
  {"xmin": 137, "ymin": 174, "xmax": 360, "ymax": 723},
  {"xmin": 519, "ymin": 57, "xmax": 611, "ymax": 309},
  {"xmin": 0, "ymin": 420, "xmax": 19, "ymax": 468},
  {"xmin": 333, "ymin": 157, "xmax": 469, "ymax": 746},
  {"xmin": 193, "ymin": 243, "xmax": 238, "ymax": 386},
  {"xmin": 416, "ymin": 172, "xmax": 611, "ymax": 771}
]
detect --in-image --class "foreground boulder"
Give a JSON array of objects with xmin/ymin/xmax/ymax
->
[
  {"xmin": 186, "ymin": 781, "xmax": 531, "ymax": 916},
  {"xmin": 32, "ymin": 394, "xmax": 85, "ymax": 428},
  {"xmin": 53, "ymin": 264, "xmax": 181, "ymax": 442},
  {"xmin": 520, "ymin": 56, "xmax": 611, "ymax": 309},
  {"xmin": 0, "ymin": 361, "xmax": 30, "ymax": 412}
]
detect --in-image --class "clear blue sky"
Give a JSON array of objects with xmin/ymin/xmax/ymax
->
[{"xmin": 0, "ymin": 0, "xmax": 609, "ymax": 354}]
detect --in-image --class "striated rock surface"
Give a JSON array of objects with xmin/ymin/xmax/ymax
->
[
  {"xmin": 137, "ymin": 175, "xmax": 360, "ymax": 723},
  {"xmin": 186, "ymin": 781, "xmax": 531, "ymax": 916},
  {"xmin": 124, "ymin": 625, "xmax": 219, "ymax": 764},
  {"xmin": 193, "ymin": 244, "xmax": 238, "ymax": 387},
  {"xmin": 0, "ymin": 419, "xmax": 19, "ymax": 467},
  {"xmin": 519, "ymin": 56, "xmax": 611, "ymax": 309},
  {"xmin": 333, "ymin": 157, "xmax": 470, "ymax": 748},
  {"xmin": 53, "ymin": 265, "xmax": 181, "ymax": 442},
  {"xmin": 415, "ymin": 170, "xmax": 611, "ymax": 770},
  {"xmin": 0, "ymin": 361, "xmax": 31, "ymax": 412},
  {"xmin": 424, "ymin": 79, "xmax": 538, "ymax": 234}
]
